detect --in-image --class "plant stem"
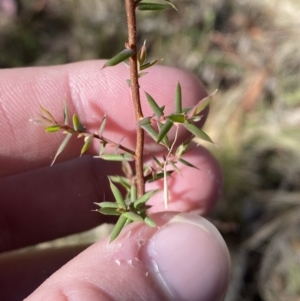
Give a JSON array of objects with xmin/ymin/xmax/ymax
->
[{"xmin": 125, "ymin": 0, "xmax": 145, "ymax": 198}]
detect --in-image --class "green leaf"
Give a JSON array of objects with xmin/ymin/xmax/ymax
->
[
  {"xmin": 80, "ymin": 134, "xmax": 93, "ymax": 156},
  {"xmin": 157, "ymin": 119, "xmax": 173, "ymax": 143},
  {"xmin": 175, "ymin": 82, "xmax": 182, "ymax": 113},
  {"xmin": 140, "ymin": 123, "xmax": 158, "ymax": 141},
  {"xmin": 152, "ymin": 156, "xmax": 163, "ymax": 167},
  {"xmin": 138, "ymin": 117, "xmax": 151, "ymax": 126},
  {"xmin": 183, "ymin": 123, "xmax": 214, "ymax": 143},
  {"xmin": 51, "ymin": 133, "xmax": 72, "ymax": 166},
  {"xmin": 175, "ymin": 136, "xmax": 193, "ymax": 158},
  {"xmin": 167, "ymin": 114, "xmax": 185, "ymax": 123},
  {"xmin": 110, "ymin": 175, "xmax": 131, "ymax": 190},
  {"xmin": 122, "ymin": 212, "xmax": 143, "ymax": 222},
  {"xmin": 170, "ymin": 160, "xmax": 182, "ymax": 175},
  {"xmin": 140, "ymin": 60, "xmax": 158, "ymax": 70},
  {"xmin": 145, "ymin": 92, "xmax": 163, "ymax": 117},
  {"xmin": 96, "ymin": 202, "xmax": 119, "ymax": 209},
  {"xmin": 45, "ymin": 125, "xmax": 60, "ymax": 132},
  {"xmin": 102, "ymin": 49, "xmax": 135, "ymax": 69},
  {"xmin": 98, "ymin": 114, "xmax": 107, "ymax": 137},
  {"xmin": 134, "ymin": 190, "xmax": 157, "ymax": 208},
  {"xmin": 110, "ymin": 215, "xmax": 128, "ymax": 242},
  {"xmin": 99, "ymin": 141, "xmax": 107, "ymax": 156},
  {"xmin": 145, "ymin": 170, "xmax": 173, "ymax": 183},
  {"xmin": 137, "ymin": 40, "xmax": 147, "ymax": 65},
  {"xmin": 144, "ymin": 216, "xmax": 156, "ymax": 227},
  {"xmin": 109, "ymin": 178, "xmax": 126, "ymax": 209},
  {"xmin": 188, "ymin": 90, "xmax": 217, "ymax": 117},
  {"xmin": 163, "ymin": 0, "xmax": 177, "ymax": 10},
  {"xmin": 137, "ymin": 2, "xmax": 172, "ymax": 11},
  {"xmin": 99, "ymin": 208, "xmax": 121, "ymax": 216},
  {"xmin": 63, "ymin": 102, "xmax": 69, "ymax": 125},
  {"xmin": 72, "ymin": 114, "xmax": 80, "ymax": 131},
  {"xmin": 40, "ymin": 106, "xmax": 56, "ymax": 123},
  {"xmin": 178, "ymin": 158, "xmax": 199, "ymax": 169},
  {"xmin": 98, "ymin": 153, "xmax": 134, "ymax": 161},
  {"xmin": 130, "ymin": 185, "xmax": 137, "ymax": 203}
]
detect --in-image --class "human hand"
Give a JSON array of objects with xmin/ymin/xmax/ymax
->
[{"xmin": 0, "ymin": 62, "xmax": 230, "ymax": 301}]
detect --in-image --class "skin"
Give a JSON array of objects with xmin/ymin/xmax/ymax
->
[{"xmin": 0, "ymin": 61, "xmax": 230, "ymax": 300}]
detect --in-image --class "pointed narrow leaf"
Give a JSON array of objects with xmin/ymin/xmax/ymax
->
[
  {"xmin": 183, "ymin": 123, "xmax": 213, "ymax": 143},
  {"xmin": 72, "ymin": 114, "xmax": 80, "ymax": 131},
  {"xmin": 152, "ymin": 156, "xmax": 163, "ymax": 167},
  {"xmin": 137, "ymin": 117, "xmax": 151, "ymax": 126},
  {"xmin": 167, "ymin": 114, "xmax": 185, "ymax": 123},
  {"xmin": 109, "ymin": 178, "xmax": 126, "ymax": 209},
  {"xmin": 40, "ymin": 106, "xmax": 56, "ymax": 123},
  {"xmin": 188, "ymin": 90, "xmax": 217, "ymax": 117},
  {"xmin": 134, "ymin": 190, "xmax": 157, "ymax": 208},
  {"xmin": 45, "ymin": 125, "xmax": 60, "ymax": 132},
  {"xmin": 144, "ymin": 216, "xmax": 156, "ymax": 227},
  {"xmin": 140, "ymin": 124, "xmax": 158, "ymax": 141},
  {"xmin": 140, "ymin": 60, "xmax": 158, "ymax": 71},
  {"xmin": 137, "ymin": 40, "xmax": 147, "ymax": 65},
  {"xmin": 51, "ymin": 133, "xmax": 72, "ymax": 165},
  {"xmin": 99, "ymin": 208, "xmax": 121, "ymax": 216},
  {"xmin": 145, "ymin": 170, "xmax": 173, "ymax": 182},
  {"xmin": 122, "ymin": 212, "xmax": 143, "ymax": 222},
  {"xmin": 97, "ymin": 202, "xmax": 119, "ymax": 209},
  {"xmin": 137, "ymin": 2, "xmax": 172, "ymax": 11},
  {"xmin": 179, "ymin": 158, "xmax": 199, "ymax": 169},
  {"xmin": 110, "ymin": 216, "xmax": 128, "ymax": 242},
  {"xmin": 164, "ymin": 0, "xmax": 177, "ymax": 10},
  {"xmin": 175, "ymin": 82, "xmax": 182, "ymax": 113},
  {"xmin": 63, "ymin": 102, "xmax": 69, "ymax": 125},
  {"xmin": 157, "ymin": 121, "xmax": 171, "ymax": 147},
  {"xmin": 98, "ymin": 114, "xmax": 107, "ymax": 137},
  {"xmin": 80, "ymin": 134, "xmax": 93, "ymax": 156},
  {"xmin": 98, "ymin": 153, "xmax": 134, "ymax": 161},
  {"xmin": 110, "ymin": 175, "xmax": 131, "ymax": 190},
  {"xmin": 145, "ymin": 92, "xmax": 163, "ymax": 117},
  {"xmin": 157, "ymin": 119, "xmax": 173, "ymax": 143},
  {"xmin": 170, "ymin": 161, "xmax": 182, "ymax": 175},
  {"xmin": 130, "ymin": 185, "xmax": 137, "ymax": 203},
  {"xmin": 176, "ymin": 136, "xmax": 193, "ymax": 158},
  {"xmin": 99, "ymin": 141, "xmax": 107, "ymax": 156},
  {"xmin": 102, "ymin": 49, "xmax": 135, "ymax": 69}
]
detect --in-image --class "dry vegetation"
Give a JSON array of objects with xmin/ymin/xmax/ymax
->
[{"xmin": 1, "ymin": 0, "xmax": 300, "ymax": 300}]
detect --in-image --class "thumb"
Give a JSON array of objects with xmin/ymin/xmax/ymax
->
[{"xmin": 26, "ymin": 213, "xmax": 230, "ymax": 301}]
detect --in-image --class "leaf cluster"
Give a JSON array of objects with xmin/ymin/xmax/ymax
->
[
  {"xmin": 95, "ymin": 173, "xmax": 157, "ymax": 242},
  {"xmin": 33, "ymin": 0, "xmax": 216, "ymax": 242}
]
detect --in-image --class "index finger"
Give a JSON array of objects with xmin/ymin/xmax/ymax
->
[{"xmin": 0, "ymin": 61, "xmax": 207, "ymax": 177}]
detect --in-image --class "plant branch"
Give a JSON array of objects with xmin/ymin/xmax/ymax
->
[
  {"xmin": 125, "ymin": 0, "xmax": 145, "ymax": 197},
  {"xmin": 59, "ymin": 125, "xmax": 135, "ymax": 156}
]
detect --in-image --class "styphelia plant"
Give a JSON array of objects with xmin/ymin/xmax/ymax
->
[{"xmin": 32, "ymin": 0, "xmax": 214, "ymax": 242}]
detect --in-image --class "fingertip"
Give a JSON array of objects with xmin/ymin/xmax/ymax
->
[{"xmin": 140, "ymin": 213, "xmax": 231, "ymax": 301}]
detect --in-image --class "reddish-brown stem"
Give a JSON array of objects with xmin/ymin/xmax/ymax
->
[
  {"xmin": 125, "ymin": 0, "xmax": 145, "ymax": 197},
  {"xmin": 60, "ymin": 125, "xmax": 135, "ymax": 156}
]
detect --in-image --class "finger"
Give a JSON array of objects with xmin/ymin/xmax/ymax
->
[
  {"xmin": 0, "ymin": 155, "xmax": 118, "ymax": 252},
  {"xmin": 0, "ymin": 146, "xmax": 221, "ymax": 252},
  {"xmin": 0, "ymin": 244, "xmax": 88, "ymax": 301},
  {"xmin": 19, "ymin": 213, "xmax": 230, "ymax": 301},
  {"xmin": 0, "ymin": 61, "xmax": 207, "ymax": 177}
]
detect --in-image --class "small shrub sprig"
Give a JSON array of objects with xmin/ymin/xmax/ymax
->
[{"xmin": 33, "ymin": 0, "xmax": 214, "ymax": 242}]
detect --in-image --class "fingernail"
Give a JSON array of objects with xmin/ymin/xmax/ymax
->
[{"xmin": 140, "ymin": 213, "xmax": 230, "ymax": 301}]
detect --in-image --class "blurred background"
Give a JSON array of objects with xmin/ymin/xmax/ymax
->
[{"xmin": 1, "ymin": 0, "xmax": 300, "ymax": 300}]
